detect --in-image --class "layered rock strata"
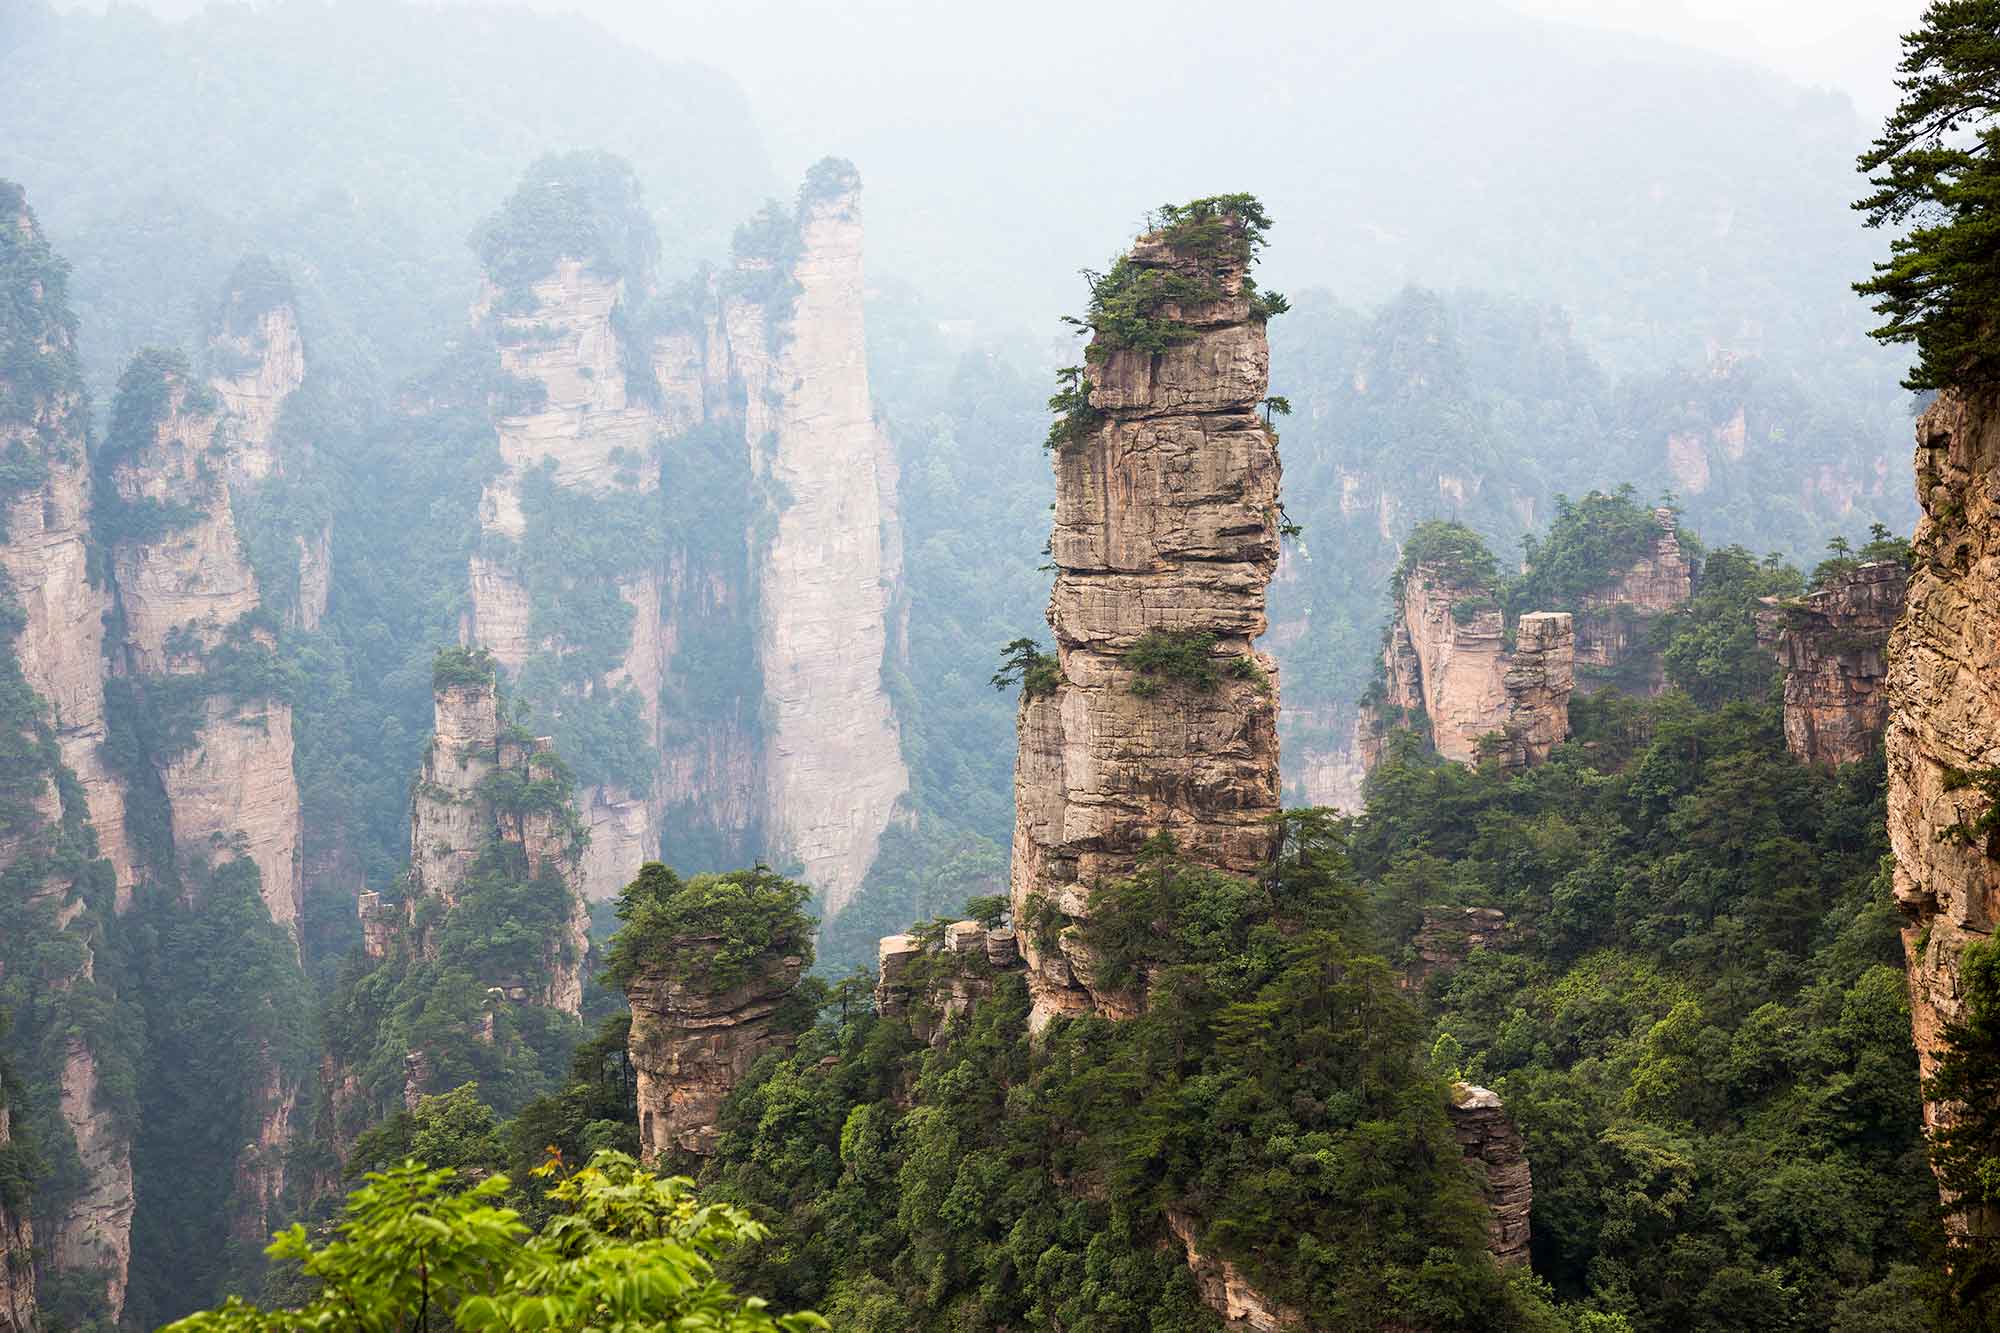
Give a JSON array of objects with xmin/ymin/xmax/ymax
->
[
  {"xmin": 1010, "ymin": 220, "xmax": 1284, "ymax": 1032},
  {"xmin": 1887, "ymin": 390, "xmax": 2000, "ymax": 1230},
  {"xmin": 1449, "ymin": 1083, "xmax": 1533, "ymax": 1268},
  {"xmin": 1573, "ymin": 509, "xmax": 1692, "ymax": 688},
  {"xmin": 1759, "ymin": 560, "xmax": 1907, "ymax": 768},
  {"xmin": 1400, "ymin": 906, "xmax": 1517, "ymax": 992},
  {"xmin": 1384, "ymin": 570, "xmax": 1574, "ymax": 769},
  {"xmin": 626, "ymin": 947, "xmax": 806, "ymax": 1159}
]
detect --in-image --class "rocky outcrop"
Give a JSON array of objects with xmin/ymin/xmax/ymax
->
[
  {"xmin": 627, "ymin": 949, "xmax": 805, "ymax": 1159},
  {"xmin": 1887, "ymin": 390, "xmax": 2000, "ymax": 1231},
  {"xmin": 1010, "ymin": 215, "xmax": 1284, "ymax": 1032},
  {"xmin": 1574, "ymin": 508, "xmax": 1691, "ymax": 690},
  {"xmin": 1389, "ymin": 568, "xmax": 1574, "ymax": 769},
  {"xmin": 726, "ymin": 168, "xmax": 908, "ymax": 915},
  {"xmin": 103, "ymin": 357, "xmax": 303, "ymax": 937},
  {"xmin": 874, "ymin": 920, "xmax": 1023, "ymax": 1045},
  {"xmin": 51, "ymin": 1036, "xmax": 134, "ymax": 1322},
  {"xmin": 1758, "ymin": 561, "xmax": 1907, "ymax": 768},
  {"xmin": 403, "ymin": 666, "xmax": 590, "ymax": 1015},
  {"xmin": 0, "ymin": 1101, "xmax": 32, "ymax": 1333},
  {"xmin": 1449, "ymin": 1083, "xmax": 1533, "ymax": 1268},
  {"xmin": 1165, "ymin": 1209, "xmax": 1302, "ymax": 1331},
  {"xmin": 1401, "ymin": 907, "xmax": 1517, "ymax": 991}
]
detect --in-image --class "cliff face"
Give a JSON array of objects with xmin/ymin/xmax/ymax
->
[
  {"xmin": 0, "ymin": 187, "xmax": 136, "ymax": 1320},
  {"xmin": 0, "ymin": 1103, "xmax": 33, "ymax": 1333},
  {"xmin": 104, "ymin": 362, "xmax": 303, "ymax": 936},
  {"xmin": 726, "ymin": 176, "xmax": 908, "ymax": 915},
  {"xmin": 459, "ymin": 167, "xmax": 908, "ymax": 913},
  {"xmin": 1887, "ymin": 391, "xmax": 2000, "ymax": 1223},
  {"xmin": 1389, "ymin": 570, "xmax": 1574, "ymax": 769},
  {"xmin": 875, "ymin": 920, "xmax": 1023, "ymax": 1047},
  {"xmin": 1009, "ymin": 222, "xmax": 1283, "ymax": 1032},
  {"xmin": 1574, "ymin": 509, "xmax": 1691, "ymax": 689},
  {"xmin": 464, "ymin": 257, "xmax": 665, "ymax": 902},
  {"xmin": 1449, "ymin": 1084, "xmax": 1533, "ymax": 1268},
  {"xmin": 627, "ymin": 950, "xmax": 805, "ymax": 1159},
  {"xmin": 1760, "ymin": 561, "xmax": 1906, "ymax": 768},
  {"xmin": 1164, "ymin": 1209, "xmax": 1301, "ymax": 1331}
]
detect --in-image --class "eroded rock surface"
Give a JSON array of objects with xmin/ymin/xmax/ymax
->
[
  {"xmin": 0, "ymin": 1102, "xmax": 34, "ymax": 1333},
  {"xmin": 1888, "ymin": 390, "xmax": 2000, "ymax": 1230},
  {"xmin": 874, "ymin": 921, "xmax": 1024, "ymax": 1045},
  {"xmin": 1388, "ymin": 568, "xmax": 1574, "ymax": 770},
  {"xmin": 1165, "ymin": 1208, "xmax": 1302, "ymax": 1331},
  {"xmin": 1401, "ymin": 906, "xmax": 1517, "ymax": 991},
  {"xmin": 1449, "ymin": 1083, "xmax": 1533, "ymax": 1268},
  {"xmin": 1759, "ymin": 560, "xmax": 1906, "ymax": 768},
  {"xmin": 1010, "ymin": 217, "xmax": 1283, "ymax": 1031},
  {"xmin": 627, "ymin": 951, "xmax": 805, "ymax": 1159}
]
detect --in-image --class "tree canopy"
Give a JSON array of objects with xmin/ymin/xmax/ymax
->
[{"xmin": 1855, "ymin": 0, "xmax": 2000, "ymax": 390}]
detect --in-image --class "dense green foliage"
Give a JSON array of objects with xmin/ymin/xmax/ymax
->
[
  {"xmin": 1352, "ymin": 535, "xmax": 1929, "ymax": 1332},
  {"xmin": 474, "ymin": 151, "xmax": 659, "ymax": 298},
  {"xmin": 1855, "ymin": 0, "xmax": 2000, "ymax": 391},
  {"xmin": 604, "ymin": 864, "xmax": 816, "ymax": 992},
  {"xmin": 165, "ymin": 1152, "xmax": 825, "ymax": 1332},
  {"xmin": 1923, "ymin": 940, "xmax": 2000, "ymax": 1325},
  {"xmin": 0, "ymin": 179, "xmax": 82, "ymax": 459},
  {"xmin": 1509, "ymin": 488, "xmax": 1672, "ymax": 615},
  {"xmin": 679, "ymin": 815, "xmax": 1578, "ymax": 1331}
]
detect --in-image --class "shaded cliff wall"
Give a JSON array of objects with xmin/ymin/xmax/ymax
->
[
  {"xmin": 1448, "ymin": 1084, "xmax": 1533, "ymax": 1268},
  {"xmin": 0, "ymin": 1100, "xmax": 33, "ymax": 1333},
  {"xmin": 407, "ymin": 671, "xmax": 590, "ymax": 1015},
  {"xmin": 725, "ymin": 169, "xmax": 908, "ymax": 915},
  {"xmin": 1760, "ymin": 560, "xmax": 1906, "ymax": 768},
  {"xmin": 627, "ymin": 949, "xmax": 805, "ymax": 1159},
  {"xmin": 1888, "ymin": 391, "xmax": 2000, "ymax": 1223},
  {"xmin": 1009, "ymin": 220, "xmax": 1283, "ymax": 1032}
]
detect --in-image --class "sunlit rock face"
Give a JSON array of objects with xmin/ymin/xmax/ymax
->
[
  {"xmin": 458, "ymin": 164, "xmax": 907, "ymax": 913},
  {"xmin": 1008, "ymin": 217, "xmax": 1284, "ymax": 1033},
  {"xmin": 1759, "ymin": 560, "xmax": 1906, "ymax": 768},
  {"xmin": 1574, "ymin": 508, "xmax": 1691, "ymax": 692},
  {"xmin": 1888, "ymin": 390, "xmax": 2000, "ymax": 1233},
  {"xmin": 1384, "ymin": 571, "xmax": 1574, "ymax": 771}
]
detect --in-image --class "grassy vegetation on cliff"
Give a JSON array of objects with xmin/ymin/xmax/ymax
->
[{"xmin": 604, "ymin": 863, "xmax": 816, "ymax": 992}]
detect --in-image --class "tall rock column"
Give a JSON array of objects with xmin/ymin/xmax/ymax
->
[
  {"xmin": 102, "ymin": 352, "xmax": 304, "ymax": 937},
  {"xmin": 1010, "ymin": 215, "xmax": 1283, "ymax": 1031},
  {"xmin": 462, "ymin": 250, "xmax": 665, "ymax": 903},
  {"xmin": 727, "ymin": 163, "xmax": 908, "ymax": 915},
  {"xmin": 1888, "ymin": 391, "xmax": 2000, "ymax": 1228},
  {"xmin": 0, "ymin": 182, "xmax": 137, "ymax": 1320}
]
